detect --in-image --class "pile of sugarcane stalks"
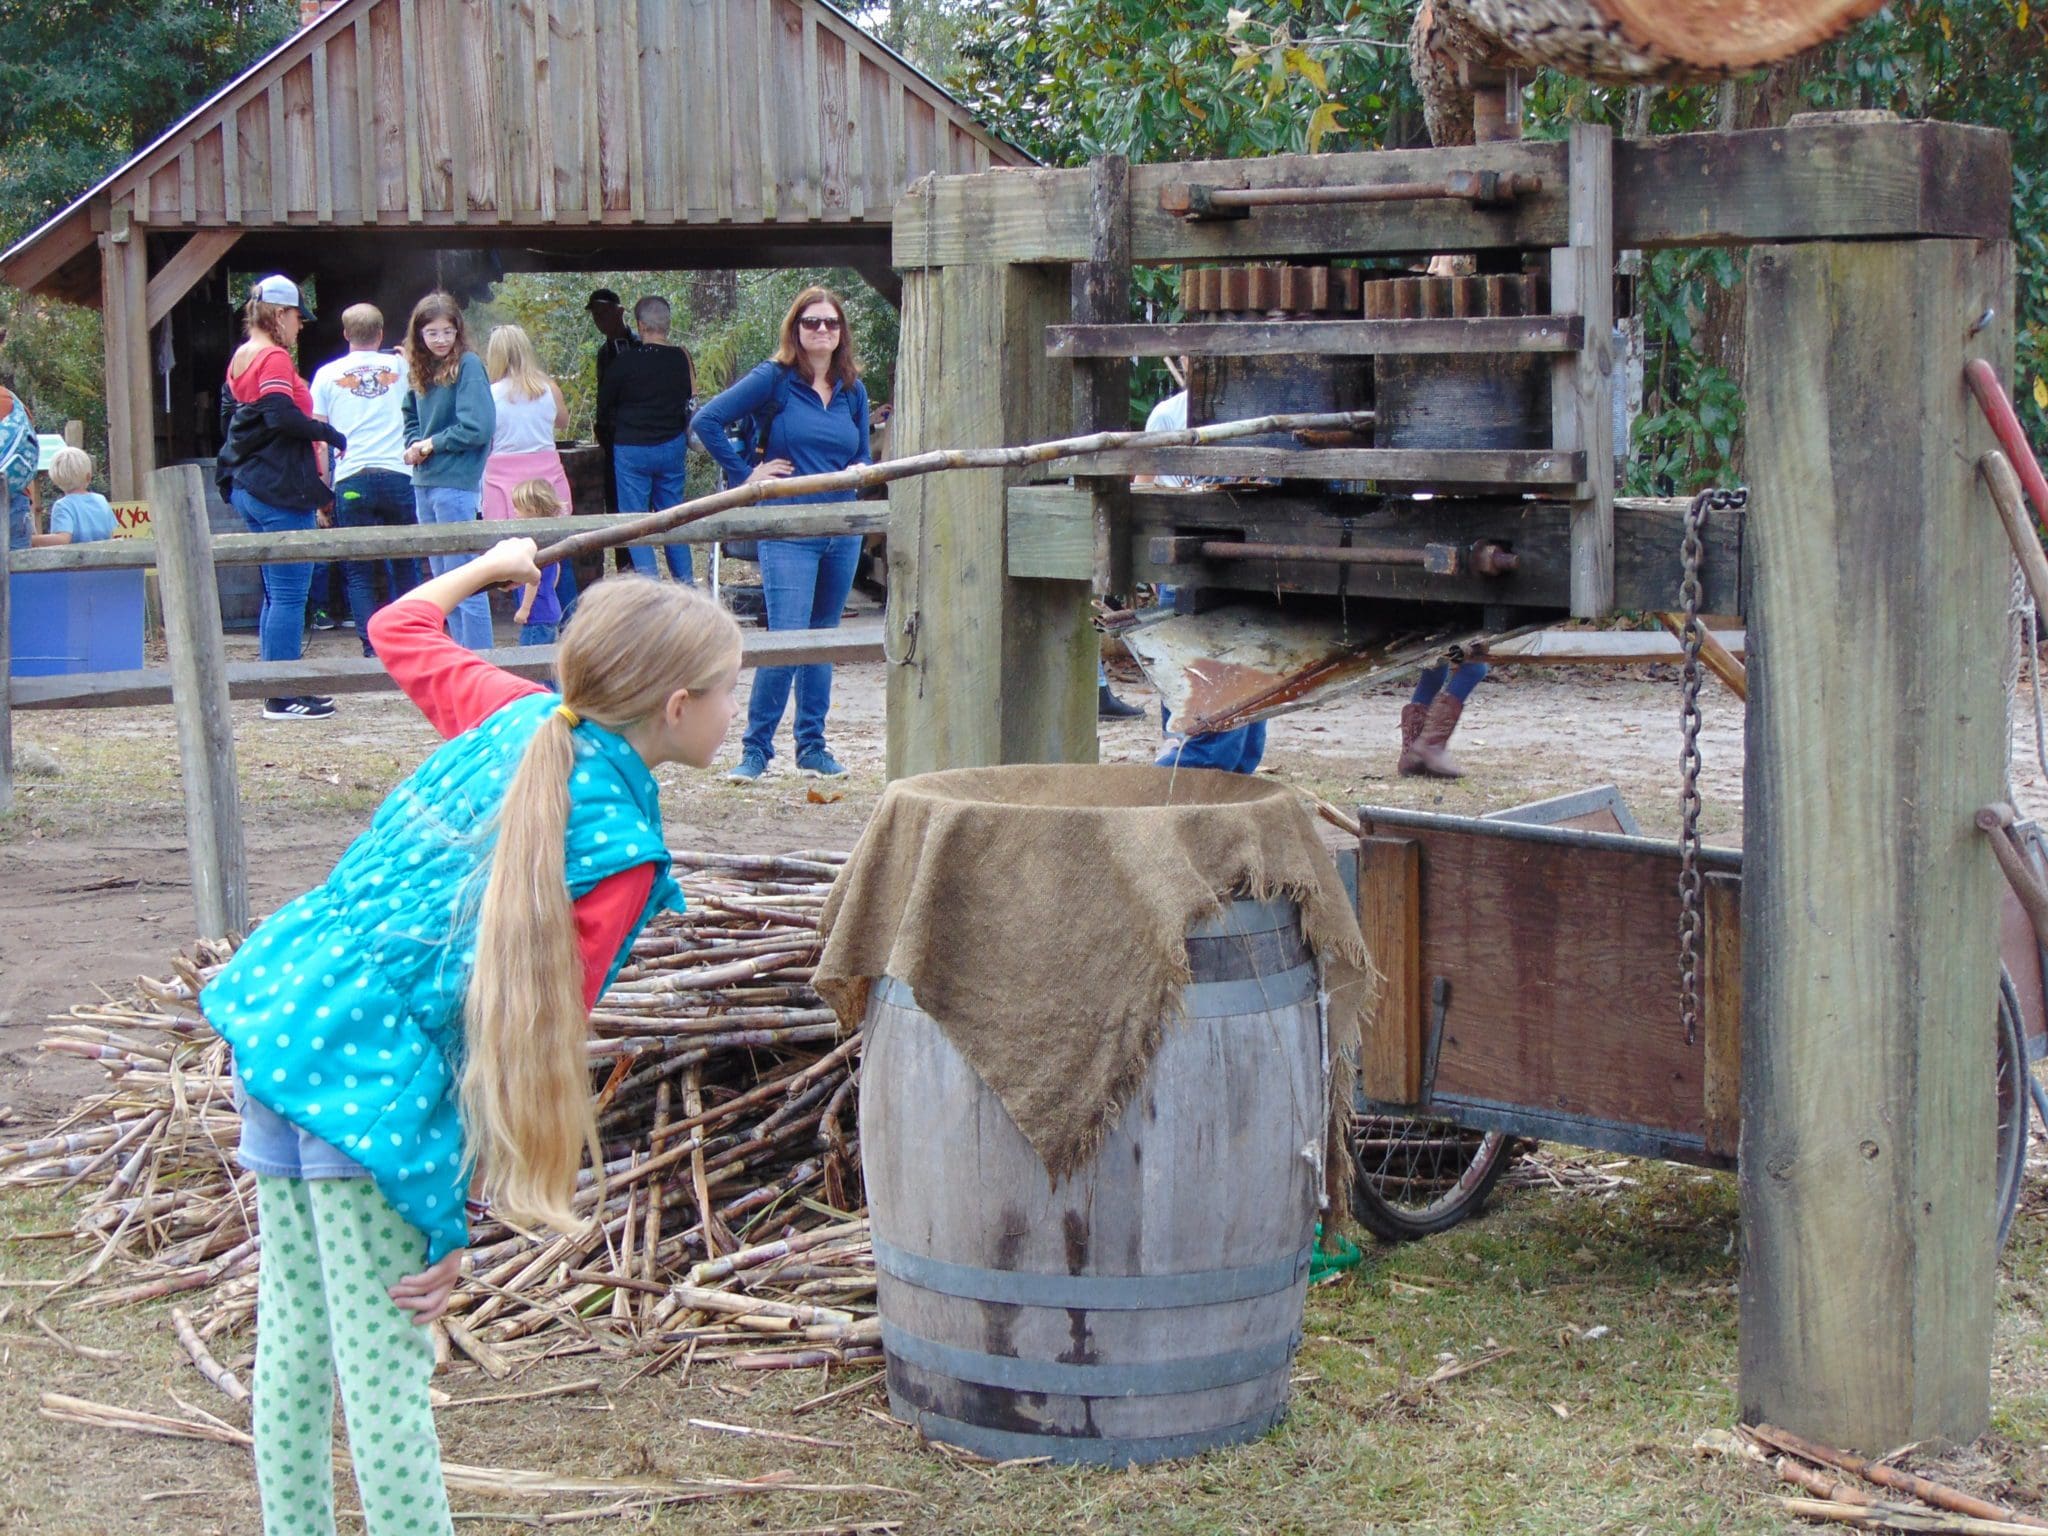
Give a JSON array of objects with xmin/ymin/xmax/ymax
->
[
  {"xmin": 0, "ymin": 848, "xmax": 883, "ymax": 1395},
  {"xmin": 1739, "ymin": 1424, "xmax": 2048, "ymax": 1534}
]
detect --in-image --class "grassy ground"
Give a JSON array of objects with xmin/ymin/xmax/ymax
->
[{"xmin": 1, "ymin": 1149, "xmax": 2042, "ymax": 1535}]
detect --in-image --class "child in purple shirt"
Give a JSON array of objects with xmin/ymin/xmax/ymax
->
[{"xmin": 509, "ymin": 479, "xmax": 564, "ymax": 644}]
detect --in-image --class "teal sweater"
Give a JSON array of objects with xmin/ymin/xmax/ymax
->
[{"xmin": 402, "ymin": 351, "xmax": 496, "ymax": 490}]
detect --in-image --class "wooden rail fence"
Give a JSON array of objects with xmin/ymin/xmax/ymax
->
[{"xmin": 0, "ymin": 463, "xmax": 888, "ymax": 934}]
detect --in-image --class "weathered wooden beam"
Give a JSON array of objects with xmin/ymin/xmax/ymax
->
[
  {"xmin": 1070, "ymin": 155, "xmax": 1133, "ymax": 594},
  {"xmin": 1005, "ymin": 485, "xmax": 1095, "ymax": 581},
  {"xmin": 5, "ymin": 503, "xmax": 891, "ymax": 573},
  {"xmin": 0, "ymin": 543, "xmax": 13, "ymax": 814},
  {"xmin": 887, "ymin": 263, "xmax": 1096, "ymax": 777},
  {"xmin": 1074, "ymin": 446, "xmax": 1581, "ymax": 484},
  {"xmin": 150, "ymin": 463, "xmax": 248, "ymax": 938},
  {"xmin": 1701, "ymin": 871, "xmax": 1742, "ymax": 1162},
  {"xmin": 1738, "ymin": 236, "xmax": 2010, "ymax": 1453},
  {"xmin": 1555, "ymin": 123, "xmax": 1616, "ymax": 617},
  {"xmin": 1048, "ymin": 315, "xmax": 1583, "ymax": 359},
  {"xmin": 11, "ymin": 622, "xmax": 886, "ymax": 711},
  {"xmin": 1356, "ymin": 835, "xmax": 1423, "ymax": 1105},
  {"xmin": 891, "ymin": 120, "xmax": 2010, "ymax": 266},
  {"xmin": 1120, "ymin": 491, "xmax": 1743, "ymax": 614},
  {"xmin": 145, "ymin": 230, "xmax": 243, "ymax": 328}
]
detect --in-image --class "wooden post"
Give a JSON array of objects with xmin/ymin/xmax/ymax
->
[
  {"xmin": 886, "ymin": 262, "xmax": 1096, "ymax": 777},
  {"xmin": 98, "ymin": 213, "xmax": 156, "ymax": 503},
  {"xmin": 0, "ymin": 538, "xmax": 12, "ymax": 815},
  {"xmin": 1739, "ymin": 237, "xmax": 2011, "ymax": 1452},
  {"xmin": 1070, "ymin": 154, "xmax": 1133, "ymax": 597},
  {"xmin": 1553, "ymin": 122, "xmax": 1615, "ymax": 618},
  {"xmin": 151, "ymin": 463, "xmax": 249, "ymax": 938}
]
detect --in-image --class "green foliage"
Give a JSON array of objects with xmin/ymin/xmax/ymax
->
[
  {"xmin": 947, "ymin": 0, "xmax": 2048, "ymax": 493},
  {"xmin": 0, "ymin": 1, "xmax": 299, "ymax": 248},
  {"xmin": 951, "ymin": 0, "xmax": 1423, "ymax": 166}
]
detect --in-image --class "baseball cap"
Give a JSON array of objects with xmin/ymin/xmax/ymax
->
[
  {"xmin": 585, "ymin": 288, "xmax": 623, "ymax": 311},
  {"xmin": 249, "ymin": 274, "xmax": 314, "ymax": 320}
]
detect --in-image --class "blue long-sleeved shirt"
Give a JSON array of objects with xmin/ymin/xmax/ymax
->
[
  {"xmin": 402, "ymin": 351, "xmax": 497, "ymax": 490},
  {"xmin": 691, "ymin": 360, "xmax": 870, "ymax": 503}
]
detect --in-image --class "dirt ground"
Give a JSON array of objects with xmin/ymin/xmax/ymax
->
[{"xmin": 2, "ymin": 624, "xmax": 2045, "ymax": 1534}]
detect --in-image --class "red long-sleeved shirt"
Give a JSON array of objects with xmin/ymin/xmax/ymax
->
[{"xmin": 367, "ymin": 597, "xmax": 654, "ymax": 1011}]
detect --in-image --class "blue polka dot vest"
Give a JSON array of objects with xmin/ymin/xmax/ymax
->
[{"xmin": 202, "ymin": 692, "xmax": 683, "ymax": 1261}]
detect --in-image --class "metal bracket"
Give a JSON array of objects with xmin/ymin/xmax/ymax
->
[
  {"xmin": 1159, "ymin": 173, "xmax": 1543, "ymax": 223},
  {"xmin": 1417, "ymin": 975, "xmax": 1452, "ymax": 1109}
]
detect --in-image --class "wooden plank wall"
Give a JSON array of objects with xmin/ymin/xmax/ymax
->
[{"xmin": 126, "ymin": 0, "xmax": 1016, "ymax": 233}]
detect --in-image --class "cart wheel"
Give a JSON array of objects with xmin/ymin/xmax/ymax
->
[
  {"xmin": 1348, "ymin": 1114, "xmax": 1518, "ymax": 1241},
  {"xmin": 1996, "ymin": 969, "xmax": 2029, "ymax": 1254}
]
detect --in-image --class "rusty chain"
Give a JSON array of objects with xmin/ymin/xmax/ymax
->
[{"xmin": 1679, "ymin": 485, "xmax": 1746, "ymax": 1047}]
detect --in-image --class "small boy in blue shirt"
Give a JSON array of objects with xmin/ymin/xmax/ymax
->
[
  {"xmin": 509, "ymin": 478, "xmax": 564, "ymax": 644},
  {"xmin": 32, "ymin": 448, "xmax": 117, "ymax": 546}
]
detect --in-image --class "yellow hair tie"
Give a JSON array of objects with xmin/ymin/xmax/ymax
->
[{"xmin": 556, "ymin": 703, "xmax": 580, "ymax": 728}]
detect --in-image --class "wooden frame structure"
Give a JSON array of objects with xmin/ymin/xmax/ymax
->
[
  {"xmin": 884, "ymin": 117, "xmax": 2015, "ymax": 1454},
  {"xmin": 0, "ymin": 0, "xmax": 1029, "ymax": 500}
]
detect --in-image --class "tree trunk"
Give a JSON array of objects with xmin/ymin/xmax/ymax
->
[{"xmin": 1433, "ymin": 0, "xmax": 1885, "ymax": 81}]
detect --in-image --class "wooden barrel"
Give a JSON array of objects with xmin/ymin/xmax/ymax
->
[{"xmin": 860, "ymin": 896, "xmax": 1325, "ymax": 1466}]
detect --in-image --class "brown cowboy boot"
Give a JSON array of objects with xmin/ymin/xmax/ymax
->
[
  {"xmin": 1396, "ymin": 702, "xmax": 1429, "ymax": 776},
  {"xmin": 1407, "ymin": 693, "xmax": 1469, "ymax": 779}
]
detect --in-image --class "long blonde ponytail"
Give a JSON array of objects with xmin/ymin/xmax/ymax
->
[{"xmin": 463, "ymin": 576, "xmax": 741, "ymax": 1231}]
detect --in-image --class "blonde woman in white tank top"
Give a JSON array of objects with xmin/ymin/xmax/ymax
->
[{"xmin": 480, "ymin": 324, "xmax": 573, "ymax": 522}]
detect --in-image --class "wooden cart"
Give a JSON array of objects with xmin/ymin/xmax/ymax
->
[{"xmin": 1340, "ymin": 796, "xmax": 2046, "ymax": 1249}]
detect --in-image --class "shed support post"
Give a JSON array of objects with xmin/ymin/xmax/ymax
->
[
  {"xmin": 0, "ymin": 541, "xmax": 11, "ymax": 814},
  {"xmin": 885, "ymin": 262, "xmax": 1096, "ymax": 777},
  {"xmin": 1738, "ymin": 236, "xmax": 2011, "ymax": 1451},
  {"xmin": 151, "ymin": 463, "xmax": 249, "ymax": 938},
  {"xmin": 98, "ymin": 216, "xmax": 156, "ymax": 504}
]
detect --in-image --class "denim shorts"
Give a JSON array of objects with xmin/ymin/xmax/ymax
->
[{"xmin": 234, "ymin": 1082, "xmax": 369, "ymax": 1180}]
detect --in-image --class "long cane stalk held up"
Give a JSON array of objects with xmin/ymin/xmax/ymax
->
[{"xmin": 538, "ymin": 409, "xmax": 1375, "ymax": 566}]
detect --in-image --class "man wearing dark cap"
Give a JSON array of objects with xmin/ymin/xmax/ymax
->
[{"xmin": 587, "ymin": 288, "xmax": 639, "ymax": 513}]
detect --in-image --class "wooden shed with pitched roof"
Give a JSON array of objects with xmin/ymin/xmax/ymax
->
[{"xmin": 0, "ymin": 0, "xmax": 1029, "ymax": 499}]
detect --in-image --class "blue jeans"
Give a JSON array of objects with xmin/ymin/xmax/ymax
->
[
  {"xmin": 413, "ymin": 484, "xmax": 494, "ymax": 650},
  {"xmin": 744, "ymin": 534, "xmax": 862, "ymax": 762},
  {"xmin": 6, "ymin": 487, "xmax": 30, "ymax": 550},
  {"xmin": 520, "ymin": 621, "xmax": 558, "ymax": 646},
  {"xmin": 231, "ymin": 488, "xmax": 317, "ymax": 664},
  {"xmin": 335, "ymin": 469, "xmax": 421, "ymax": 651},
  {"xmin": 1157, "ymin": 720, "xmax": 1267, "ymax": 775},
  {"xmin": 1413, "ymin": 661, "xmax": 1488, "ymax": 705},
  {"xmin": 613, "ymin": 433, "xmax": 693, "ymax": 583}
]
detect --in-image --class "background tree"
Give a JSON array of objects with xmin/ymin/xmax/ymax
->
[{"xmin": 0, "ymin": 0, "xmax": 299, "ymax": 482}]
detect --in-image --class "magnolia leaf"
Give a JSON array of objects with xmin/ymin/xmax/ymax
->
[
  {"xmin": 1305, "ymin": 99, "xmax": 1345, "ymax": 155},
  {"xmin": 1181, "ymin": 93, "xmax": 1207, "ymax": 122},
  {"xmin": 2035, "ymin": 375, "xmax": 2048, "ymax": 411},
  {"xmin": 1284, "ymin": 47, "xmax": 1329, "ymax": 94},
  {"xmin": 1231, "ymin": 49, "xmax": 1261, "ymax": 76},
  {"xmin": 2022, "ymin": 2, "xmax": 2032, "ymax": 29}
]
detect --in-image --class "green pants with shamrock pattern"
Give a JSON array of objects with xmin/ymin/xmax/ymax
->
[{"xmin": 254, "ymin": 1174, "xmax": 452, "ymax": 1536}]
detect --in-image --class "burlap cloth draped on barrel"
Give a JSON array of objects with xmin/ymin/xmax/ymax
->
[{"xmin": 815, "ymin": 764, "xmax": 1371, "ymax": 1195}]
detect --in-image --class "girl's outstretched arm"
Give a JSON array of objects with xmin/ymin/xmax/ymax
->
[{"xmin": 366, "ymin": 538, "xmax": 548, "ymax": 738}]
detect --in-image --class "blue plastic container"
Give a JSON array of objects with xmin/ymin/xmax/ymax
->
[{"xmin": 8, "ymin": 568, "xmax": 147, "ymax": 676}]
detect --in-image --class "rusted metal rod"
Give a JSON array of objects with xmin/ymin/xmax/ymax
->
[
  {"xmin": 1160, "ymin": 537, "xmax": 1520, "ymax": 577},
  {"xmin": 1978, "ymin": 803, "xmax": 2048, "ymax": 955}
]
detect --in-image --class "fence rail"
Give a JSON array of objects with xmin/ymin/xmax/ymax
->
[
  {"xmin": 1, "ymin": 466, "xmax": 886, "ymax": 934},
  {"xmin": 4, "ymin": 502, "xmax": 890, "ymax": 573}
]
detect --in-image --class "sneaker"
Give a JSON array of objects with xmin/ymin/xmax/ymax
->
[
  {"xmin": 310, "ymin": 609, "xmax": 339, "ymax": 631},
  {"xmin": 1098, "ymin": 683, "xmax": 1144, "ymax": 720},
  {"xmin": 726, "ymin": 748, "xmax": 769, "ymax": 784},
  {"xmin": 340, "ymin": 615, "xmax": 357, "ymax": 629},
  {"xmin": 796, "ymin": 748, "xmax": 848, "ymax": 779},
  {"xmin": 263, "ymin": 696, "xmax": 336, "ymax": 720}
]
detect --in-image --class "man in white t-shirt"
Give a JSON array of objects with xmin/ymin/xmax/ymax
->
[{"xmin": 311, "ymin": 304, "xmax": 418, "ymax": 652}]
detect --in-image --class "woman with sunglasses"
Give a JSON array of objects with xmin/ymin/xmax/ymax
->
[{"xmin": 691, "ymin": 287, "xmax": 871, "ymax": 782}]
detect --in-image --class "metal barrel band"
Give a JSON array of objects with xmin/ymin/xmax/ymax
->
[
  {"xmin": 875, "ymin": 962, "xmax": 1317, "ymax": 1020},
  {"xmin": 880, "ymin": 1321, "xmax": 1298, "ymax": 1397},
  {"xmin": 871, "ymin": 1236, "xmax": 1313, "ymax": 1312},
  {"xmin": 889, "ymin": 1399, "xmax": 1291, "ymax": 1468},
  {"xmin": 1186, "ymin": 897, "xmax": 1299, "ymax": 940}
]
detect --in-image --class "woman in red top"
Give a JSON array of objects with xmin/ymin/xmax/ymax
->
[{"xmin": 218, "ymin": 275, "xmax": 347, "ymax": 721}]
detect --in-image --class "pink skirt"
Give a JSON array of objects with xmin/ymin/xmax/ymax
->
[{"xmin": 481, "ymin": 448, "xmax": 572, "ymax": 521}]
